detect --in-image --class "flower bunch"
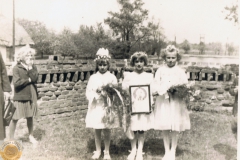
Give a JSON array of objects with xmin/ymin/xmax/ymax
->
[
  {"xmin": 101, "ymin": 84, "xmax": 131, "ymax": 131},
  {"xmin": 130, "ymin": 52, "xmax": 148, "ymax": 59},
  {"xmin": 167, "ymin": 84, "xmax": 195, "ymax": 103}
]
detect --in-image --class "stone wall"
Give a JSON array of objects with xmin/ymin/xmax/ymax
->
[{"xmin": 5, "ymin": 56, "xmax": 239, "ymax": 124}]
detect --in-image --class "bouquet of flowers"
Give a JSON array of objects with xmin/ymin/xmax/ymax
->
[
  {"xmin": 101, "ymin": 83, "xmax": 131, "ymax": 131},
  {"xmin": 167, "ymin": 84, "xmax": 195, "ymax": 103}
]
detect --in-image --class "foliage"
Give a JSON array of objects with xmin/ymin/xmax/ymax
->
[
  {"xmin": 227, "ymin": 43, "xmax": 235, "ymax": 55},
  {"xmin": 199, "ymin": 41, "xmax": 205, "ymax": 54},
  {"xmin": 224, "ymin": 3, "xmax": 238, "ymax": 24},
  {"xmin": 17, "ymin": 1, "xmax": 168, "ymax": 59},
  {"xmin": 101, "ymin": 83, "xmax": 131, "ymax": 131},
  {"xmin": 54, "ymin": 28, "xmax": 78, "ymax": 57},
  {"xmin": 18, "ymin": 3, "xmax": 167, "ymax": 59},
  {"xmin": 168, "ymin": 84, "xmax": 195, "ymax": 104},
  {"xmin": 206, "ymin": 42, "xmax": 223, "ymax": 55},
  {"xmin": 104, "ymin": 0, "xmax": 153, "ymax": 57},
  {"xmin": 73, "ymin": 24, "xmax": 113, "ymax": 58},
  {"xmin": 17, "ymin": 19, "xmax": 56, "ymax": 58},
  {"xmin": 134, "ymin": 19, "xmax": 167, "ymax": 56},
  {"xmin": 180, "ymin": 39, "xmax": 191, "ymax": 54}
]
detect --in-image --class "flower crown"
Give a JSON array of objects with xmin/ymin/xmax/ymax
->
[
  {"xmin": 165, "ymin": 45, "xmax": 179, "ymax": 53},
  {"xmin": 130, "ymin": 51, "xmax": 148, "ymax": 60},
  {"xmin": 94, "ymin": 48, "xmax": 111, "ymax": 61}
]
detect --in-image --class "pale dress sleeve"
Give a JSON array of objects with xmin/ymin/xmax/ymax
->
[
  {"xmin": 122, "ymin": 72, "xmax": 131, "ymax": 91},
  {"xmin": 147, "ymin": 73, "xmax": 155, "ymax": 106},
  {"xmin": 178, "ymin": 68, "xmax": 188, "ymax": 85},
  {"xmin": 86, "ymin": 75, "xmax": 99, "ymax": 102},
  {"xmin": 153, "ymin": 67, "xmax": 169, "ymax": 95},
  {"xmin": 110, "ymin": 73, "xmax": 118, "ymax": 85}
]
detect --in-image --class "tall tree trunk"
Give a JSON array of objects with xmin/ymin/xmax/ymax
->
[{"xmin": 126, "ymin": 30, "xmax": 130, "ymax": 54}]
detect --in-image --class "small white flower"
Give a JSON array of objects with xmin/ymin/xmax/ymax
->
[
  {"xmin": 187, "ymin": 81, "xmax": 195, "ymax": 88},
  {"xmin": 193, "ymin": 90, "xmax": 201, "ymax": 96}
]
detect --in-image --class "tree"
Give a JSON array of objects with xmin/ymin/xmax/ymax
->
[
  {"xmin": 207, "ymin": 42, "xmax": 222, "ymax": 55},
  {"xmin": 54, "ymin": 28, "xmax": 78, "ymax": 58},
  {"xmin": 104, "ymin": 0, "xmax": 150, "ymax": 58},
  {"xmin": 224, "ymin": 3, "xmax": 238, "ymax": 24},
  {"xmin": 199, "ymin": 42, "xmax": 205, "ymax": 54},
  {"xmin": 129, "ymin": 18, "xmax": 166, "ymax": 56},
  {"xmin": 17, "ymin": 19, "xmax": 55, "ymax": 58},
  {"xmin": 227, "ymin": 43, "xmax": 235, "ymax": 55},
  {"xmin": 73, "ymin": 24, "xmax": 113, "ymax": 58},
  {"xmin": 180, "ymin": 40, "xmax": 191, "ymax": 54}
]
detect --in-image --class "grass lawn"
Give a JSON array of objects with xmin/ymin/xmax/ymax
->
[{"xmin": 4, "ymin": 110, "xmax": 237, "ymax": 160}]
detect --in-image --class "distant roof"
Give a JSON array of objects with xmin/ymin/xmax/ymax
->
[{"xmin": 0, "ymin": 15, "xmax": 34, "ymax": 47}]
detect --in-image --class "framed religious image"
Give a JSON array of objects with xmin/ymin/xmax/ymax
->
[{"xmin": 129, "ymin": 85, "xmax": 151, "ymax": 114}]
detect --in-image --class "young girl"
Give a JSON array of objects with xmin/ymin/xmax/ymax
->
[
  {"xmin": 153, "ymin": 45, "xmax": 190, "ymax": 160},
  {"xmin": 85, "ymin": 48, "xmax": 119, "ymax": 159},
  {"xmin": 122, "ymin": 52, "xmax": 154, "ymax": 160}
]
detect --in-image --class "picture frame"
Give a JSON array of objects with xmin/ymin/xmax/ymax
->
[{"xmin": 129, "ymin": 85, "xmax": 151, "ymax": 115}]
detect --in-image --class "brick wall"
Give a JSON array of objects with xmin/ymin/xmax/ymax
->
[{"xmin": 6, "ymin": 57, "xmax": 239, "ymax": 123}]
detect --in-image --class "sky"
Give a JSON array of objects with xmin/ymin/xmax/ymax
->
[{"xmin": 0, "ymin": 0, "xmax": 239, "ymax": 44}]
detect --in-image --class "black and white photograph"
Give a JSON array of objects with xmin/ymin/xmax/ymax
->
[{"xmin": 0, "ymin": 0, "xmax": 239, "ymax": 159}]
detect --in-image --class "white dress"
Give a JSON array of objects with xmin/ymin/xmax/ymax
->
[
  {"xmin": 153, "ymin": 65, "xmax": 190, "ymax": 131},
  {"xmin": 122, "ymin": 71, "xmax": 154, "ymax": 131},
  {"xmin": 85, "ymin": 71, "xmax": 118, "ymax": 129}
]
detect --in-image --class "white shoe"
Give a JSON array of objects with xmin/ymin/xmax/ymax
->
[
  {"xmin": 127, "ymin": 150, "xmax": 136, "ymax": 160},
  {"xmin": 103, "ymin": 150, "xmax": 111, "ymax": 160},
  {"xmin": 91, "ymin": 151, "xmax": 101, "ymax": 159},
  {"xmin": 29, "ymin": 135, "xmax": 38, "ymax": 144}
]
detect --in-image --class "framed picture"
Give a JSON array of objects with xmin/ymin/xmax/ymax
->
[{"xmin": 129, "ymin": 85, "xmax": 151, "ymax": 114}]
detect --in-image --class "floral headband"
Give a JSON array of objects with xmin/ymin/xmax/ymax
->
[
  {"xmin": 130, "ymin": 51, "xmax": 148, "ymax": 61},
  {"xmin": 165, "ymin": 45, "xmax": 179, "ymax": 53},
  {"xmin": 94, "ymin": 48, "xmax": 111, "ymax": 61}
]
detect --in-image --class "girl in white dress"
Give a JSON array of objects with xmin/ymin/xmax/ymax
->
[
  {"xmin": 122, "ymin": 52, "xmax": 154, "ymax": 160},
  {"xmin": 85, "ymin": 48, "xmax": 118, "ymax": 160},
  {"xmin": 152, "ymin": 45, "xmax": 190, "ymax": 160}
]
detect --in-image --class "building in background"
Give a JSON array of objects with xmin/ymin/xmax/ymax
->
[{"xmin": 0, "ymin": 14, "xmax": 34, "ymax": 63}]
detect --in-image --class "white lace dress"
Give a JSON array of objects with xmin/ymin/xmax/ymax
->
[
  {"xmin": 85, "ymin": 71, "xmax": 118, "ymax": 129},
  {"xmin": 153, "ymin": 65, "xmax": 191, "ymax": 131},
  {"xmin": 122, "ymin": 71, "xmax": 154, "ymax": 131}
]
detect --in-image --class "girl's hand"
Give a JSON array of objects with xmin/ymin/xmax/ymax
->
[
  {"xmin": 28, "ymin": 65, "xmax": 33, "ymax": 70},
  {"xmin": 4, "ymin": 92, "xmax": 11, "ymax": 101}
]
